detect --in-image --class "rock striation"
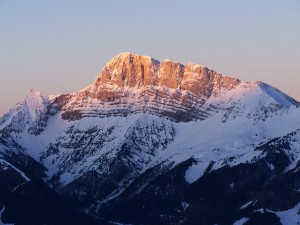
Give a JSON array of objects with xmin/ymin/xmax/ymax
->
[{"xmin": 53, "ymin": 52, "xmax": 240, "ymax": 122}]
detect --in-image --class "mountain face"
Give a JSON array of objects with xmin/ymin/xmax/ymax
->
[
  {"xmin": 52, "ymin": 52, "xmax": 241, "ymax": 122},
  {"xmin": 1, "ymin": 52, "xmax": 300, "ymax": 225}
]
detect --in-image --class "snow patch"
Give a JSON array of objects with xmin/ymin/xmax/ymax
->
[
  {"xmin": 254, "ymin": 204, "xmax": 300, "ymax": 225},
  {"xmin": 232, "ymin": 217, "xmax": 249, "ymax": 225},
  {"xmin": 181, "ymin": 202, "xmax": 189, "ymax": 210},
  {"xmin": 185, "ymin": 160, "xmax": 209, "ymax": 184},
  {"xmin": 275, "ymin": 204, "xmax": 300, "ymax": 225},
  {"xmin": 240, "ymin": 201, "xmax": 253, "ymax": 209}
]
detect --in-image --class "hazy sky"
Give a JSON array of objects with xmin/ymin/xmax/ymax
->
[{"xmin": 0, "ymin": 0, "xmax": 299, "ymax": 116}]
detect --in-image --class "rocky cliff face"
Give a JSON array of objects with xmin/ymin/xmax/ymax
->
[
  {"xmin": 52, "ymin": 52, "xmax": 240, "ymax": 122},
  {"xmin": 88, "ymin": 52, "xmax": 239, "ymax": 92}
]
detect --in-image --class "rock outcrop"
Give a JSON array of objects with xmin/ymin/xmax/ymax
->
[{"xmin": 53, "ymin": 52, "xmax": 240, "ymax": 122}]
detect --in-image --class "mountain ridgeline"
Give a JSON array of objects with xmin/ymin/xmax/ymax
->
[
  {"xmin": 0, "ymin": 53, "xmax": 300, "ymax": 225},
  {"xmin": 53, "ymin": 52, "xmax": 241, "ymax": 122}
]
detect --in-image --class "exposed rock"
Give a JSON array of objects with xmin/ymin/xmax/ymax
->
[{"xmin": 51, "ymin": 53, "xmax": 241, "ymax": 122}]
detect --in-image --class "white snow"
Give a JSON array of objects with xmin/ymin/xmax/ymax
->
[
  {"xmin": 181, "ymin": 202, "xmax": 189, "ymax": 210},
  {"xmin": 185, "ymin": 161, "xmax": 210, "ymax": 184},
  {"xmin": 254, "ymin": 204, "xmax": 300, "ymax": 225},
  {"xmin": 0, "ymin": 89, "xmax": 51, "ymax": 133},
  {"xmin": 274, "ymin": 204, "xmax": 300, "ymax": 225},
  {"xmin": 232, "ymin": 217, "xmax": 249, "ymax": 225},
  {"xmin": 152, "ymin": 102, "xmax": 300, "ymax": 184},
  {"xmin": 110, "ymin": 222, "xmax": 132, "ymax": 225},
  {"xmin": 240, "ymin": 201, "xmax": 253, "ymax": 209},
  {"xmin": 6, "ymin": 82, "xmax": 300, "ymax": 187}
]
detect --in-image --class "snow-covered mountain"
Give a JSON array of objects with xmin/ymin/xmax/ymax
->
[{"xmin": 1, "ymin": 52, "xmax": 300, "ymax": 225}]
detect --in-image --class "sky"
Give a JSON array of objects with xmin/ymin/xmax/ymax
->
[{"xmin": 0, "ymin": 0, "xmax": 299, "ymax": 116}]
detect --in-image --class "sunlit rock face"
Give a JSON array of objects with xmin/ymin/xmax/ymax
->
[
  {"xmin": 52, "ymin": 52, "xmax": 240, "ymax": 122},
  {"xmin": 88, "ymin": 52, "xmax": 240, "ymax": 97}
]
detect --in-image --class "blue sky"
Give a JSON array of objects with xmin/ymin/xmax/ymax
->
[{"xmin": 0, "ymin": 0, "xmax": 299, "ymax": 115}]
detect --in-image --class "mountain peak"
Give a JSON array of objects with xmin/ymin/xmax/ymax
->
[
  {"xmin": 106, "ymin": 52, "xmax": 153, "ymax": 67},
  {"xmin": 92, "ymin": 52, "xmax": 240, "ymax": 97},
  {"xmin": 48, "ymin": 53, "xmax": 244, "ymax": 121},
  {"xmin": 29, "ymin": 89, "xmax": 43, "ymax": 97},
  {"xmin": 0, "ymin": 89, "xmax": 51, "ymax": 134}
]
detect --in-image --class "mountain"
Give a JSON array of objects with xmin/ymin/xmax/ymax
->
[{"xmin": 1, "ymin": 52, "xmax": 300, "ymax": 225}]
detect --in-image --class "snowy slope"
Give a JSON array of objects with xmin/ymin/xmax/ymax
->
[
  {"xmin": 7, "ymin": 83, "xmax": 298, "ymax": 180},
  {"xmin": 0, "ymin": 89, "xmax": 53, "ymax": 135},
  {"xmin": 3, "ymin": 77, "xmax": 299, "ymax": 205}
]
